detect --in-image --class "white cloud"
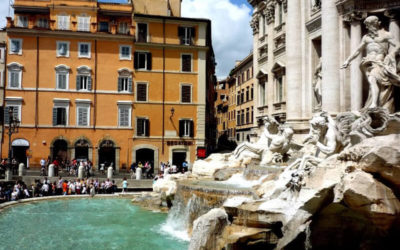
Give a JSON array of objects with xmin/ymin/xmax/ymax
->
[
  {"xmin": 182, "ymin": 0, "xmax": 253, "ymax": 79},
  {"xmin": 0, "ymin": 2, "xmax": 12, "ymax": 29}
]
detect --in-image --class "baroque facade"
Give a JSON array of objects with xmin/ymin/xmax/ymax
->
[
  {"xmin": 2, "ymin": 0, "xmax": 216, "ymax": 171},
  {"xmin": 249, "ymin": 0, "xmax": 400, "ymax": 137}
]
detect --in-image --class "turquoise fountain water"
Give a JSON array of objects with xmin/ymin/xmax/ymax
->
[{"xmin": 0, "ymin": 198, "xmax": 188, "ymax": 250}]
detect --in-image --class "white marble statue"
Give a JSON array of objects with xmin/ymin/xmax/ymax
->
[
  {"xmin": 313, "ymin": 59, "xmax": 322, "ymax": 111},
  {"xmin": 233, "ymin": 117, "xmax": 294, "ymax": 165},
  {"xmin": 342, "ymin": 15, "xmax": 400, "ymax": 113}
]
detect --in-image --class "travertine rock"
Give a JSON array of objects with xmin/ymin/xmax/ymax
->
[{"xmin": 189, "ymin": 208, "xmax": 229, "ymax": 250}]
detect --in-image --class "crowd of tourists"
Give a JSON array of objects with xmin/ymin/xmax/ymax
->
[
  {"xmin": 0, "ymin": 177, "xmax": 125, "ymax": 203},
  {"xmin": 129, "ymin": 161, "xmax": 154, "ymax": 179},
  {"xmin": 40, "ymin": 157, "xmax": 95, "ymax": 178}
]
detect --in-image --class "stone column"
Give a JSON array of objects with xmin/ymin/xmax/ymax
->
[
  {"xmin": 350, "ymin": 19, "xmax": 363, "ymax": 111},
  {"xmin": 321, "ymin": 0, "xmax": 340, "ymax": 113},
  {"xmin": 286, "ymin": 0, "xmax": 302, "ymax": 121}
]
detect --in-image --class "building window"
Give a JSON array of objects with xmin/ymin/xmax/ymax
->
[
  {"xmin": 251, "ymin": 85, "xmax": 254, "ymax": 100},
  {"xmin": 259, "ymin": 82, "xmax": 266, "ymax": 106},
  {"xmin": 137, "ymin": 23, "xmax": 148, "ymax": 42},
  {"xmin": 118, "ymin": 22, "xmax": 129, "ymax": 34},
  {"xmin": 181, "ymin": 84, "xmax": 192, "ymax": 103},
  {"xmin": 134, "ymin": 52, "xmax": 152, "ymax": 70},
  {"xmin": 136, "ymin": 83, "xmax": 148, "ymax": 102},
  {"xmin": 246, "ymin": 108, "xmax": 250, "ymax": 124},
  {"xmin": 251, "ymin": 106, "xmax": 253, "ymax": 123},
  {"xmin": 179, "ymin": 119, "xmax": 194, "ymax": 137},
  {"xmin": 78, "ymin": 42, "xmax": 91, "ymax": 58},
  {"xmin": 117, "ymin": 104, "xmax": 131, "ymax": 127},
  {"xmin": 37, "ymin": 18, "xmax": 48, "ymax": 28},
  {"xmin": 119, "ymin": 45, "xmax": 131, "ymax": 60},
  {"xmin": 52, "ymin": 100, "xmax": 69, "ymax": 126},
  {"xmin": 236, "ymin": 111, "xmax": 240, "ymax": 125},
  {"xmin": 247, "ymin": 69, "xmax": 250, "ymax": 80},
  {"xmin": 4, "ymin": 105, "xmax": 21, "ymax": 125},
  {"xmin": 76, "ymin": 66, "xmax": 92, "ymax": 91},
  {"xmin": 9, "ymin": 39, "xmax": 22, "ymax": 55},
  {"xmin": 55, "ymin": 65, "xmax": 70, "ymax": 90},
  {"xmin": 241, "ymin": 90, "xmax": 244, "ymax": 104},
  {"xmin": 56, "ymin": 41, "xmax": 70, "ymax": 57},
  {"xmin": 17, "ymin": 16, "xmax": 28, "ymax": 28},
  {"xmin": 238, "ymin": 75, "xmax": 241, "ymax": 85},
  {"xmin": 178, "ymin": 27, "xmax": 195, "ymax": 45},
  {"xmin": 7, "ymin": 63, "xmax": 23, "ymax": 89},
  {"xmin": 275, "ymin": 75, "xmax": 284, "ymax": 103},
  {"xmin": 118, "ymin": 77, "xmax": 132, "ymax": 92},
  {"xmin": 0, "ymin": 47, "xmax": 4, "ymax": 63},
  {"xmin": 241, "ymin": 110, "xmax": 245, "ymax": 125},
  {"xmin": 136, "ymin": 118, "xmax": 149, "ymax": 136},
  {"xmin": 77, "ymin": 16, "xmax": 90, "ymax": 32},
  {"xmin": 246, "ymin": 87, "xmax": 249, "ymax": 102},
  {"xmin": 57, "ymin": 15, "xmax": 70, "ymax": 30},
  {"xmin": 99, "ymin": 22, "xmax": 109, "ymax": 32},
  {"xmin": 76, "ymin": 104, "xmax": 90, "ymax": 127},
  {"xmin": 181, "ymin": 54, "xmax": 192, "ymax": 72},
  {"xmin": 237, "ymin": 92, "xmax": 240, "ymax": 105}
]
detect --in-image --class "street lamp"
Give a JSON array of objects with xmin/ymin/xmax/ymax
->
[{"xmin": 7, "ymin": 106, "xmax": 20, "ymax": 172}]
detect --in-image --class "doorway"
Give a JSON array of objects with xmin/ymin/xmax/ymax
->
[
  {"xmin": 11, "ymin": 139, "xmax": 30, "ymax": 166},
  {"xmin": 172, "ymin": 151, "xmax": 187, "ymax": 170},
  {"xmin": 75, "ymin": 139, "xmax": 89, "ymax": 161},
  {"xmin": 52, "ymin": 139, "xmax": 68, "ymax": 161},
  {"xmin": 136, "ymin": 148, "xmax": 154, "ymax": 166},
  {"xmin": 98, "ymin": 140, "xmax": 115, "ymax": 170}
]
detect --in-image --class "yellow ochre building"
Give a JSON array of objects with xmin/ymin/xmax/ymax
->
[{"xmin": 2, "ymin": 0, "xmax": 216, "ymax": 172}]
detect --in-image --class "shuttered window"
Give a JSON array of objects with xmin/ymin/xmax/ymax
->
[
  {"xmin": 76, "ymin": 75, "xmax": 92, "ymax": 91},
  {"xmin": 17, "ymin": 16, "xmax": 28, "ymax": 28},
  {"xmin": 9, "ymin": 71, "xmax": 20, "ymax": 88},
  {"xmin": 136, "ymin": 83, "xmax": 147, "ymax": 102},
  {"xmin": 178, "ymin": 27, "xmax": 195, "ymax": 45},
  {"xmin": 57, "ymin": 42, "xmax": 69, "ymax": 57},
  {"xmin": 10, "ymin": 39, "xmax": 22, "ymax": 54},
  {"xmin": 136, "ymin": 118, "xmax": 149, "ymax": 136},
  {"xmin": 134, "ymin": 52, "xmax": 152, "ymax": 70},
  {"xmin": 118, "ymin": 106, "xmax": 130, "ymax": 127},
  {"xmin": 77, "ymin": 107, "xmax": 89, "ymax": 126},
  {"xmin": 4, "ymin": 106, "xmax": 19, "ymax": 125},
  {"xmin": 52, "ymin": 107, "xmax": 67, "ymax": 126},
  {"xmin": 57, "ymin": 73, "xmax": 67, "ymax": 89},
  {"xmin": 118, "ymin": 22, "xmax": 129, "ymax": 34},
  {"xmin": 181, "ymin": 54, "xmax": 192, "ymax": 72},
  {"xmin": 179, "ymin": 120, "xmax": 194, "ymax": 137},
  {"xmin": 78, "ymin": 43, "xmax": 90, "ymax": 58},
  {"xmin": 181, "ymin": 85, "xmax": 191, "ymax": 103},
  {"xmin": 57, "ymin": 15, "xmax": 70, "ymax": 30},
  {"xmin": 118, "ymin": 77, "xmax": 132, "ymax": 92},
  {"xmin": 77, "ymin": 16, "xmax": 90, "ymax": 32},
  {"xmin": 120, "ymin": 45, "xmax": 131, "ymax": 60}
]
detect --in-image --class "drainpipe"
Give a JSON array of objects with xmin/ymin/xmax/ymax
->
[
  {"xmin": 162, "ymin": 18, "xmax": 166, "ymax": 154},
  {"xmin": 35, "ymin": 36, "xmax": 39, "ymax": 128},
  {"xmin": 93, "ymin": 39, "xmax": 97, "ymax": 130}
]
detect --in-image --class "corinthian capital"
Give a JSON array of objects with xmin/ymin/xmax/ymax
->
[
  {"xmin": 250, "ymin": 13, "xmax": 260, "ymax": 34},
  {"xmin": 343, "ymin": 11, "xmax": 367, "ymax": 23}
]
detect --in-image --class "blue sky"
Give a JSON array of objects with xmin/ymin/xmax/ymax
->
[{"xmin": 0, "ymin": 0, "xmax": 253, "ymax": 78}]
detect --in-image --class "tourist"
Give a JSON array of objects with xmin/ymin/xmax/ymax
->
[
  {"xmin": 90, "ymin": 184, "xmax": 95, "ymax": 197},
  {"xmin": 122, "ymin": 177, "xmax": 128, "ymax": 193},
  {"xmin": 57, "ymin": 177, "xmax": 63, "ymax": 195},
  {"xmin": 62, "ymin": 180, "xmax": 68, "ymax": 195},
  {"xmin": 41, "ymin": 182, "xmax": 49, "ymax": 196},
  {"xmin": 182, "ymin": 161, "xmax": 188, "ymax": 173},
  {"xmin": 160, "ymin": 162, "xmax": 165, "ymax": 174}
]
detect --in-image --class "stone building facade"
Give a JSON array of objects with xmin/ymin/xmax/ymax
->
[
  {"xmin": 249, "ymin": 0, "xmax": 400, "ymax": 137},
  {"xmin": 2, "ymin": 0, "xmax": 216, "ymax": 170},
  {"xmin": 0, "ymin": 30, "xmax": 5, "ymax": 156}
]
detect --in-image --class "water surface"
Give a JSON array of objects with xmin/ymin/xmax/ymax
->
[{"xmin": 0, "ymin": 198, "xmax": 188, "ymax": 250}]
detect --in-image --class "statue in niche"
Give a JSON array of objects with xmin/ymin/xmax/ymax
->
[
  {"xmin": 232, "ymin": 117, "xmax": 294, "ymax": 165},
  {"xmin": 342, "ymin": 15, "xmax": 400, "ymax": 113},
  {"xmin": 313, "ymin": 59, "xmax": 322, "ymax": 111},
  {"xmin": 311, "ymin": 0, "xmax": 321, "ymax": 12}
]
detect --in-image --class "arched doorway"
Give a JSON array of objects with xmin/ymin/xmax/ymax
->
[
  {"xmin": 52, "ymin": 139, "xmax": 68, "ymax": 161},
  {"xmin": 98, "ymin": 140, "xmax": 115, "ymax": 170},
  {"xmin": 172, "ymin": 149, "xmax": 187, "ymax": 171},
  {"xmin": 12, "ymin": 139, "xmax": 29, "ymax": 166},
  {"xmin": 136, "ymin": 148, "xmax": 154, "ymax": 166},
  {"xmin": 75, "ymin": 139, "xmax": 89, "ymax": 161}
]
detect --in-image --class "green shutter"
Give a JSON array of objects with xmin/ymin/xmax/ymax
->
[
  {"xmin": 134, "ymin": 52, "xmax": 138, "ymax": 69},
  {"xmin": 146, "ymin": 53, "xmax": 152, "ymax": 70},
  {"xmin": 87, "ymin": 76, "xmax": 92, "ymax": 90},
  {"xmin": 190, "ymin": 120, "xmax": 194, "ymax": 137},
  {"xmin": 76, "ymin": 75, "xmax": 81, "ymax": 90},
  {"xmin": 52, "ymin": 108, "xmax": 58, "ymax": 126},
  {"xmin": 118, "ymin": 77, "xmax": 122, "ymax": 92},
  {"xmin": 128, "ymin": 78, "xmax": 133, "ymax": 93}
]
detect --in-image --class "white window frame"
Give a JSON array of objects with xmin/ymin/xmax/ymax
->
[
  {"xmin": 117, "ymin": 103, "xmax": 132, "ymax": 128},
  {"xmin": 180, "ymin": 26, "xmax": 194, "ymax": 45},
  {"xmin": 135, "ymin": 51, "xmax": 149, "ymax": 70},
  {"xmin": 57, "ymin": 15, "xmax": 70, "ymax": 30},
  {"xmin": 180, "ymin": 119, "xmax": 192, "ymax": 137},
  {"xmin": 75, "ymin": 100, "xmax": 91, "ymax": 127},
  {"xmin": 9, "ymin": 39, "xmax": 23, "ymax": 55},
  {"xmin": 76, "ymin": 66, "xmax": 92, "ymax": 91},
  {"xmin": 56, "ymin": 41, "xmax": 70, "ymax": 57},
  {"xmin": 77, "ymin": 16, "xmax": 90, "ymax": 32},
  {"xmin": 181, "ymin": 53, "xmax": 193, "ymax": 72},
  {"xmin": 78, "ymin": 42, "xmax": 91, "ymax": 58},
  {"xmin": 55, "ymin": 65, "xmax": 70, "ymax": 90},
  {"xmin": 7, "ymin": 62, "xmax": 23, "ymax": 89},
  {"xmin": 136, "ymin": 22, "xmax": 149, "ymax": 42},
  {"xmin": 17, "ymin": 16, "xmax": 28, "ymax": 28},
  {"xmin": 0, "ymin": 70, "xmax": 3, "ymax": 87},
  {"xmin": 53, "ymin": 99, "xmax": 70, "ymax": 126},
  {"xmin": 119, "ymin": 45, "xmax": 132, "ymax": 60},
  {"xmin": 180, "ymin": 83, "xmax": 192, "ymax": 103},
  {"xmin": 136, "ymin": 117, "xmax": 149, "ymax": 136},
  {"xmin": 135, "ymin": 82, "xmax": 149, "ymax": 102},
  {"xmin": 0, "ymin": 47, "xmax": 4, "ymax": 63},
  {"xmin": 4, "ymin": 98, "xmax": 23, "ymax": 124}
]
